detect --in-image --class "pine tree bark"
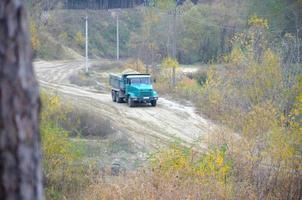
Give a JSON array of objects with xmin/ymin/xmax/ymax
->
[{"xmin": 0, "ymin": 1, "xmax": 43, "ymax": 200}]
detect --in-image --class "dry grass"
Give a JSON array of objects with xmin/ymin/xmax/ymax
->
[
  {"xmin": 83, "ymin": 171, "xmax": 235, "ymax": 200},
  {"xmin": 81, "ymin": 126, "xmax": 302, "ymax": 200}
]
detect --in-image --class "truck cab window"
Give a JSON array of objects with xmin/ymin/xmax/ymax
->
[{"xmin": 130, "ymin": 77, "xmax": 150, "ymax": 84}]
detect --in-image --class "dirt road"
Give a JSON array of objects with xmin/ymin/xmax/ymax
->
[{"xmin": 34, "ymin": 60, "xmax": 216, "ymax": 150}]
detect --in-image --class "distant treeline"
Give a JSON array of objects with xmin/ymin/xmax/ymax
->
[
  {"xmin": 65, "ymin": 0, "xmax": 198, "ymax": 9},
  {"xmin": 66, "ymin": 0, "xmax": 144, "ymax": 9}
]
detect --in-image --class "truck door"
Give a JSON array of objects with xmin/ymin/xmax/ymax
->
[{"xmin": 125, "ymin": 78, "xmax": 130, "ymax": 95}]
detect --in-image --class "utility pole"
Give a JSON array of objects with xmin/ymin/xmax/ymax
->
[
  {"xmin": 298, "ymin": 28, "xmax": 300, "ymax": 64},
  {"xmin": 296, "ymin": 27, "xmax": 300, "ymax": 64},
  {"xmin": 85, "ymin": 13, "xmax": 89, "ymax": 73},
  {"xmin": 111, "ymin": 10, "xmax": 120, "ymax": 61},
  {"xmin": 294, "ymin": 12, "xmax": 300, "ymax": 64},
  {"xmin": 116, "ymin": 13, "xmax": 119, "ymax": 60},
  {"xmin": 172, "ymin": 6, "xmax": 177, "ymax": 88}
]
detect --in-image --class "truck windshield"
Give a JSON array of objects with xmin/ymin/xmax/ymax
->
[{"xmin": 130, "ymin": 77, "xmax": 150, "ymax": 84}]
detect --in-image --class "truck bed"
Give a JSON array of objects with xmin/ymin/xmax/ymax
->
[{"xmin": 109, "ymin": 73, "xmax": 122, "ymax": 89}]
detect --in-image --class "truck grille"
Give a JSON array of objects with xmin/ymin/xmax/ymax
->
[{"xmin": 140, "ymin": 91, "xmax": 152, "ymax": 97}]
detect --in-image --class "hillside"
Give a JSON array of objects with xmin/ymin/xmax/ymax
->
[{"xmin": 29, "ymin": 0, "xmax": 302, "ymax": 64}]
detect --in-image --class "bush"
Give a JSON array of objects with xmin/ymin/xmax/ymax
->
[
  {"xmin": 40, "ymin": 91, "xmax": 89, "ymax": 199},
  {"xmin": 37, "ymin": 34, "xmax": 71, "ymax": 60},
  {"xmin": 175, "ymin": 77, "xmax": 202, "ymax": 101},
  {"xmin": 69, "ymin": 72, "xmax": 97, "ymax": 87},
  {"xmin": 67, "ymin": 109, "xmax": 115, "ymax": 137},
  {"xmin": 83, "ymin": 142, "xmax": 234, "ymax": 200}
]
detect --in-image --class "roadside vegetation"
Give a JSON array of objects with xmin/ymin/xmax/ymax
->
[
  {"xmin": 40, "ymin": 91, "xmax": 87, "ymax": 199},
  {"xmin": 82, "ymin": 16, "xmax": 302, "ymax": 200},
  {"xmin": 40, "ymin": 91, "xmax": 147, "ymax": 199},
  {"xmin": 29, "ymin": 0, "xmax": 302, "ymax": 199}
]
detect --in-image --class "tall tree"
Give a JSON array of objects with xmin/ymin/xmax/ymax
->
[{"xmin": 0, "ymin": 1, "xmax": 43, "ymax": 200}]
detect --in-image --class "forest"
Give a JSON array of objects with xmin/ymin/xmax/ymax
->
[{"xmin": 26, "ymin": 0, "xmax": 302, "ymax": 63}]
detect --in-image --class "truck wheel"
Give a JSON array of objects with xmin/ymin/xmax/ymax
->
[
  {"xmin": 128, "ymin": 98, "xmax": 134, "ymax": 107},
  {"xmin": 116, "ymin": 92, "xmax": 123, "ymax": 103},
  {"xmin": 112, "ymin": 91, "xmax": 116, "ymax": 102},
  {"xmin": 115, "ymin": 92, "xmax": 120, "ymax": 103},
  {"xmin": 151, "ymin": 100, "xmax": 157, "ymax": 107}
]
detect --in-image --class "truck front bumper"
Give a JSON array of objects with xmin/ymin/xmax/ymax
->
[{"xmin": 131, "ymin": 97, "xmax": 158, "ymax": 103}]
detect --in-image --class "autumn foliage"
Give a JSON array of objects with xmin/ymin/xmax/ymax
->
[
  {"xmin": 40, "ymin": 91, "xmax": 88, "ymax": 199},
  {"xmin": 83, "ymin": 16, "xmax": 302, "ymax": 200},
  {"xmin": 30, "ymin": 20, "xmax": 40, "ymax": 54}
]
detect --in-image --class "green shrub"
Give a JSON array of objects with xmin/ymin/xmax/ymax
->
[{"xmin": 40, "ymin": 91, "xmax": 88, "ymax": 199}]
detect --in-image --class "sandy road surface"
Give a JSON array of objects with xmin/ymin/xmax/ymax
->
[{"xmin": 34, "ymin": 60, "xmax": 216, "ymax": 149}]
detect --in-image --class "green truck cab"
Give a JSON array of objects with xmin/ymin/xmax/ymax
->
[{"xmin": 109, "ymin": 73, "xmax": 158, "ymax": 107}]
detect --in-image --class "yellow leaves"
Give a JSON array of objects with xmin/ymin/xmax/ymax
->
[
  {"xmin": 40, "ymin": 91, "xmax": 83, "ymax": 194},
  {"xmin": 50, "ymin": 95, "xmax": 60, "ymax": 107},
  {"xmin": 225, "ymin": 47, "xmax": 245, "ymax": 67},
  {"xmin": 228, "ymin": 16, "xmax": 269, "ymax": 67},
  {"xmin": 41, "ymin": 121, "xmax": 83, "ymax": 185},
  {"xmin": 40, "ymin": 91, "xmax": 85, "ymax": 199},
  {"xmin": 292, "ymin": 77, "xmax": 302, "ymax": 121},
  {"xmin": 74, "ymin": 31, "xmax": 85, "ymax": 46},
  {"xmin": 59, "ymin": 31, "xmax": 68, "ymax": 42},
  {"xmin": 152, "ymin": 143, "xmax": 231, "ymax": 184},
  {"xmin": 263, "ymin": 49, "xmax": 281, "ymax": 74},
  {"xmin": 208, "ymin": 87, "xmax": 223, "ymax": 107},
  {"xmin": 243, "ymin": 102, "xmax": 278, "ymax": 138},
  {"xmin": 248, "ymin": 15, "xmax": 269, "ymax": 29},
  {"xmin": 263, "ymin": 59, "xmax": 282, "ymax": 94},
  {"xmin": 299, "ymin": 93, "xmax": 302, "ymax": 103},
  {"xmin": 30, "ymin": 20, "xmax": 40, "ymax": 51},
  {"xmin": 195, "ymin": 147, "xmax": 231, "ymax": 183},
  {"xmin": 205, "ymin": 67, "xmax": 217, "ymax": 86},
  {"xmin": 40, "ymin": 91, "xmax": 67, "ymax": 123},
  {"xmin": 162, "ymin": 57, "xmax": 179, "ymax": 69},
  {"xmin": 215, "ymin": 154, "xmax": 224, "ymax": 167},
  {"xmin": 242, "ymin": 49, "xmax": 283, "ymax": 105},
  {"xmin": 161, "ymin": 57, "xmax": 179, "ymax": 88},
  {"xmin": 268, "ymin": 127, "xmax": 295, "ymax": 162},
  {"xmin": 203, "ymin": 67, "xmax": 223, "ymax": 106},
  {"xmin": 242, "ymin": 102, "xmax": 298, "ymax": 165},
  {"xmin": 151, "ymin": 144, "xmax": 192, "ymax": 176}
]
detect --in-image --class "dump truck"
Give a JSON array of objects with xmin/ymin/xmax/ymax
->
[{"xmin": 109, "ymin": 71, "xmax": 158, "ymax": 107}]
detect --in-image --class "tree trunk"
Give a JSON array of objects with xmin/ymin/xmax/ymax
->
[{"xmin": 0, "ymin": 1, "xmax": 43, "ymax": 200}]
